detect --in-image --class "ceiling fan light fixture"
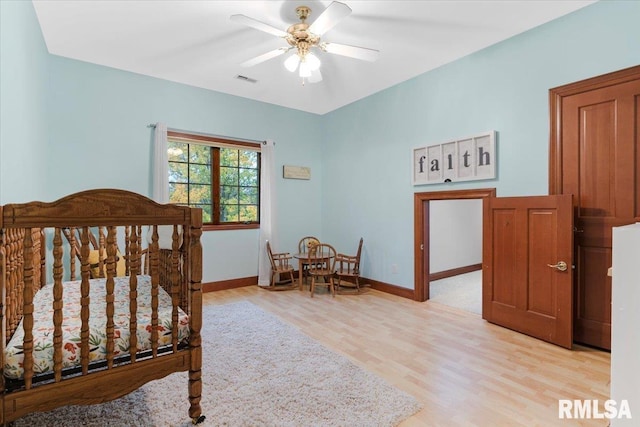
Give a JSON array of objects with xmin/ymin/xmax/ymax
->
[
  {"xmin": 299, "ymin": 61, "xmax": 312, "ymax": 78},
  {"xmin": 305, "ymin": 52, "xmax": 321, "ymax": 71},
  {"xmin": 284, "ymin": 54, "xmax": 300, "ymax": 72}
]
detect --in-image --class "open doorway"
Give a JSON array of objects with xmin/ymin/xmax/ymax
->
[
  {"xmin": 429, "ymin": 199, "xmax": 482, "ymax": 314},
  {"xmin": 413, "ymin": 188, "xmax": 496, "ymax": 310}
]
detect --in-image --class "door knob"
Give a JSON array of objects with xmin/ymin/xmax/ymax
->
[{"xmin": 547, "ymin": 261, "xmax": 568, "ymax": 271}]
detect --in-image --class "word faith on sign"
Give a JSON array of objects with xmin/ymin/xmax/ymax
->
[{"xmin": 412, "ymin": 131, "xmax": 496, "ymax": 185}]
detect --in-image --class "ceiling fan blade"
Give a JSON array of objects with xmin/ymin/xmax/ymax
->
[
  {"xmin": 230, "ymin": 14, "xmax": 287, "ymax": 38},
  {"xmin": 323, "ymin": 42, "xmax": 380, "ymax": 62},
  {"xmin": 240, "ymin": 47, "xmax": 290, "ymax": 68},
  {"xmin": 308, "ymin": 69, "xmax": 323, "ymax": 83},
  {"xmin": 308, "ymin": 1, "xmax": 352, "ymax": 36}
]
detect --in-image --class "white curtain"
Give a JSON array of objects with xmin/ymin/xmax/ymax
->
[
  {"xmin": 151, "ymin": 122, "xmax": 173, "ymax": 248},
  {"xmin": 258, "ymin": 139, "xmax": 276, "ymax": 286},
  {"xmin": 152, "ymin": 122, "xmax": 169, "ymax": 203}
]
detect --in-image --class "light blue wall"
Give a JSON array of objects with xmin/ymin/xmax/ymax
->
[
  {"xmin": 45, "ymin": 56, "xmax": 324, "ymax": 282},
  {"xmin": 321, "ymin": 0, "xmax": 640, "ymax": 289},
  {"xmin": 0, "ymin": 0, "xmax": 49, "ymax": 203},
  {"xmin": 2, "ymin": 1, "xmax": 639, "ymax": 288}
]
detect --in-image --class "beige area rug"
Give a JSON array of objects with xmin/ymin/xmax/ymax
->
[{"xmin": 15, "ymin": 301, "xmax": 421, "ymax": 427}]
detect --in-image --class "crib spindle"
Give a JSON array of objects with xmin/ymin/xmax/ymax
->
[
  {"xmin": 128, "ymin": 226, "xmax": 139, "ymax": 362},
  {"xmin": 22, "ymin": 229, "xmax": 35, "ymax": 389},
  {"xmin": 16, "ymin": 231, "xmax": 24, "ymax": 325},
  {"xmin": 6, "ymin": 230, "xmax": 17, "ymax": 339},
  {"xmin": 80, "ymin": 227, "xmax": 91, "ymax": 375},
  {"xmin": 171, "ymin": 225, "xmax": 180, "ymax": 352},
  {"xmin": 8, "ymin": 230, "xmax": 21, "ymax": 335},
  {"xmin": 52, "ymin": 228, "xmax": 64, "ymax": 382},
  {"xmin": 97, "ymin": 227, "xmax": 106, "ymax": 278},
  {"xmin": 105, "ymin": 226, "xmax": 117, "ymax": 369},
  {"xmin": 69, "ymin": 227, "xmax": 77, "ymax": 281},
  {"xmin": 150, "ymin": 225, "xmax": 160, "ymax": 357},
  {"xmin": 124, "ymin": 226, "xmax": 130, "ymax": 276},
  {"xmin": 0, "ymin": 231, "xmax": 4, "ymax": 392}
]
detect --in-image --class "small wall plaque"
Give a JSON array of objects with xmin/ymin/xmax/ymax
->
[{"xmin": 283, "ymin": 165, "xmax": 311, "ymax": 180}]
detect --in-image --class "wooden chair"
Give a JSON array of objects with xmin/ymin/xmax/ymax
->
[
  {"xmin": 308, "ymin": 243, "xmax": 336, "ymax": 297},
  {"xmin": 263, "ymin": 241, "xmax": 296, "ymax": 290},
  {"xmin": 334, "ymin": 238, "xmax": 364, "ymax": 294},
  {"xmin": 298, "ymin": 236, "xmax": 320, "ymax": 285}
]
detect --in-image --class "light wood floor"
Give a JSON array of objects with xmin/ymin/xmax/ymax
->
[{"xmin": 203, "ymin": 286, "xmax": 610, "ymax": 427}]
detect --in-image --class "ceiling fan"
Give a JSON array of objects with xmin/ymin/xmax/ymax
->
[{"xmin": 230, "ymin": 1, "xmax": 379, "ymax": 83}]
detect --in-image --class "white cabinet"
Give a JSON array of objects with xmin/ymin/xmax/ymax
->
[{"xmin": 611, "ymin": 223, "xmax": 640, "ymax": 426}]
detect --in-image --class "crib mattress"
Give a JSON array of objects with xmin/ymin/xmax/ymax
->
[{"xmin": 4, "ymin": 275, "xmax": 190, "ymax": 380}]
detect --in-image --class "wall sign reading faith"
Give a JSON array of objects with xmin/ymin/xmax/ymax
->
[
  {"xmin": 283, "ymin": 165, "xmax": 311, "ymax": 180},
  {"xmin": 412, "ymin": 131, "xmax": 496, "ymax": 185}
]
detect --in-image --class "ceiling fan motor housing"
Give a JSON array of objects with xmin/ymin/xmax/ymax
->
[{"xmin": 287, "ymin": 6, "xmax": 320, "ymax": 53}]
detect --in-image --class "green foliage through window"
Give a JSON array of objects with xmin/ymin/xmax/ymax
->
[{"xmin": 168, "ymin": 138, "xmax": 260, "ymax": 226}]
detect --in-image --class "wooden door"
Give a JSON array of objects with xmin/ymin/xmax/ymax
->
[
  {"xmin": 483, "ymin": 195, "xmax": 574, "ymax": 349},
  {"xmin": 550, "ymin": 66, "xmax": 640, "ymax": 350}
]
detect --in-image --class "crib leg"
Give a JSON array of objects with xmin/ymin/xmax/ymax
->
[
  {"xmin": 188, "ymin": 363, "xmax": 203, "ymax": 424},
  {"xmin": 192, "ymin": 415, "xmax": 206, "ymax": 424}
]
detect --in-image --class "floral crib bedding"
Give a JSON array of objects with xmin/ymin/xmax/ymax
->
[{"xmin": 4, "ymin": 275, "xmax": 190, "ymax": 380}]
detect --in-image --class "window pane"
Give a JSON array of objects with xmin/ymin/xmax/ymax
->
[
  {"xmin": 221, "ymin": 185, "xmax": 238, "ymax": 204},
  {"xmin": 169, "ymin": 183, "xmax": 188, "ymax": 203},
  {"xmin": 220, "ymin": 166, "xmax": 238, "ymax": 186},
  {"xmin": 169, "ymin": 162, "xmax": 188, "ymax": 183},
  {"xmin": 221, "ymin": 204, "xmax": 239, "ymax": 222},
  {"xmin": 190, "ymin": 145, "xmax": 210, "ymax": 164},
  {"xmin": 240, "ymin": 187, "xmax": 258, "ymax": 205},
  {"xmin": 168, "ymin": 142, "xmax": 187, "ymax": 162},
  {"xmin": 220, "ymin": 148, "xmax": 239, "ymax": 167},
  {"xmin": 239, "ymin": 205, "xmax": 258, "ymax": 222},
  {"xmin": 189, "ymin": 164, "xmax": 211, "ymax": 185},
  {"xmin": 239, "ymin": 168, "xmax": 258, "ymax": 186},
  {"xmin": 189, "ymin": 184, "xmax": 211, "ymax": 204},
  {"xmin": 239, "ymin": 150, "xmax": 258, "ymax": 168}
]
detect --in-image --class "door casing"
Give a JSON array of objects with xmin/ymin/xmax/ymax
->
[
  {"xmin": 549, "ymin": 64, "xmax": 640, "ymax": 350},
  {"xmin": 413, "ymin": 188, "xmax": 496, "ymax": 302}
]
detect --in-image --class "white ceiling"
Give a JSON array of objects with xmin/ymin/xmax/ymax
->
[{"xmin": 32, "ymin": 0, "xmax": 595, "ymax": 115}]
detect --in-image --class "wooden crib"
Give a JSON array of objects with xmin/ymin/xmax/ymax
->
[{"xmin": 0, "ymin": 189, "xmax": 204, "ymax": 425}]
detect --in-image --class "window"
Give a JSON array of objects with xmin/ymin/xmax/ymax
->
[{"xmin": 167, "ymin": 131, "xmax": 260, "ymax": 229}]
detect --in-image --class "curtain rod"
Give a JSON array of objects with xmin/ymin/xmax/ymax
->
[{"xmin": 147, "ymin": 123, "xmax": 266, "ymax": 145}]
